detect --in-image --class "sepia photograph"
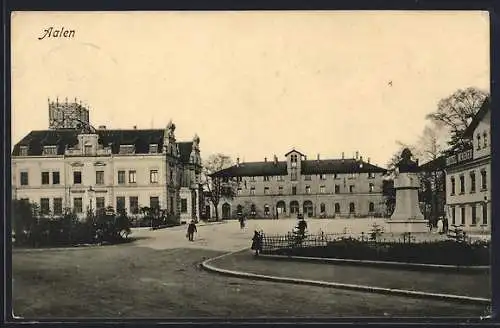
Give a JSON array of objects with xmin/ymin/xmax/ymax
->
[{"xmin": 9, "ymin": 10, "xmax": 491, "ymax": 319}]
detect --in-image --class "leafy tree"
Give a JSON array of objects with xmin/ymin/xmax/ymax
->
[
  {"xmin": 202, "ymin": 153, "xmax": 237, "ymax": 221},
  {"xmin": 426, "ymin": 87, "xmax": 489, "ymax": 152}
]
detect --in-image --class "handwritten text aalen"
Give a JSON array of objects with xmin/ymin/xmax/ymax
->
[{"xmin": 38, "ymin": 27, "xmax": 75, "ymax": 40}]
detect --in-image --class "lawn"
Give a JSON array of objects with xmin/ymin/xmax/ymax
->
[{"xmin": 12, "ymin": 245, "xmax": 488, "ymax": 318}]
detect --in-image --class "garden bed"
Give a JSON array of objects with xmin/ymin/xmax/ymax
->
[{"xmin": 265, "ymin": 238, "xmax": 490, "ymax": 267}]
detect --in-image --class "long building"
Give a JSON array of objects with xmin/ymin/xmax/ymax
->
[
  {"xmin": 444, "ymin": 97, "xmax": 491, "ymax": 232},
  {"xmin": 12, "ymin": 102, "xmax": 202, "ymax": 223},
  {"xmin": 210, "ymin": 149, "xmax": 387, "ymax": 219}
]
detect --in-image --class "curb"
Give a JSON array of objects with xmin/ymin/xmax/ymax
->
[
  {"xmin": 257, "ymin": 254, "xmax": 490, "ymax": 273},
  {"xmin": 201, "ymin": 249, "xmax": 490, "ymax": 306}
]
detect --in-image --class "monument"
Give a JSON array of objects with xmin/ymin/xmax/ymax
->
[{"xmin": 386, "ymin": 148, "xmax": 428, "ymax": 233}]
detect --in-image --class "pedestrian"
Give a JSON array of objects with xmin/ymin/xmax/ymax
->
[
  {"xmin": 251, "ymin": 230, "xmax": 263, "ymax": 256},
  {"xmin": 186, "ymin": 220, "xmax": 197, "ymax": 241},
  {"xmin": 437, "ymin": 218, "xmax": 443, "ymax": 234}
]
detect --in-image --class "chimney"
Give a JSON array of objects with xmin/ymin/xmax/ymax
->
[
  {"xmin": 274, "ymin": 155, "xmax": 278, "ymax": 164},
  {"xmin": 317, "ymin": 153, "xmax": 320, "ymax": 161},
  {"xmin": 367, "ymin": 157, "xmax": 371, "ymax": 164},
  {"xmin": 342, "ymin": 152, "xmax": 344, "ymax": 160},
  {"xmin": 264, "ymin": 157, "xmax": 267, "ymax": 162}
]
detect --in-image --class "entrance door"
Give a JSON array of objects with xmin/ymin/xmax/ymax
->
[{"xmin": 222, "ymin": 203, "xmax": 231, "ymax": 219}]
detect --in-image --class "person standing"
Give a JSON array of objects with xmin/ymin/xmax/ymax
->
[
  {"xmin": 186, "ymin": 220, "xmax": 197, "ymax": 241},
  {"xmin": 251, "ymin": 230, "xmax": 263, "ymax": 256}
]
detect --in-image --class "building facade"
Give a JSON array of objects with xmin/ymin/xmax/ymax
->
[
  {"xmin": 12, "ymin": 104, "xmax": 202, "ymax": 223},
  {"xmin": 444, "ymin": 98, "xmax": 491, "ymax": 233},
  {"xmin": 210, "ymin": 149, "xmax": 387, "ymax": 219}
]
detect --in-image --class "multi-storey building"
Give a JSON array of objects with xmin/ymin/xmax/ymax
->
[
  {"xmin": 12, "ymin": 104, "xmax": 202, "ymax": 223},
  {"xmin": 210, "ymin": 149, "xmax": 387, "ymax": 219},
  {"xmin": 444, "ymin": 97, "xmax": 491, "ymax": 232}
]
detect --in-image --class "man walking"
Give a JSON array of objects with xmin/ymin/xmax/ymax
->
[{"xmin": 186, "ymin": 220, "xmax": 197, "ymax": 241}]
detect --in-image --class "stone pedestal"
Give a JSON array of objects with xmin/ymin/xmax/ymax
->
[{"xmin": 386, "ymin": 158, "xmax": 428, "ymax": 233}]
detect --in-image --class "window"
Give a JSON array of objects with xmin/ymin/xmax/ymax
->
[
  {"xmin": 250, "ymin": 186, "xmax": 255, "ymax": 195},
  {"xmin": 277, "ymin": 176, "xmax": 284, "ymax": 181},
  {"xmin": 43, "ymin": 146, "xmax": 57, "ymax": 155},
  {"xmin": 320, "ymin": 186, "xmax": 326, "ymax": 194},
  {"xmin": 264, "ymin": 187, "xmax": 269, "ymax": 195},
  {"xmin": 52, "ymin": 171, "xmax": 60, "ymax": 185},
  {"xmin": 149, "ymin": 144, "xmax": 158, "ymax": 153},
  {"xmin": 118, "ymin": 171, "xmax": 125, "ymax": 184},
  {"xmin": 461, "ymin": 207, "xmax": 465, "ymax": 225},
  {"xmin": 181, "ymin": 198, "xmax": 188, "ymax": 213},
  {"xmin": 96, "ymin": 171, "xmax": 105, "ymax": 185},
  {"xmin": 130, "ymin": 196, "xmax": 139, "ymax": 214},
  {"xmin": 450, "ymin": 177, "xmax": 456, "ymax": 195},
  {"xmin": 40, "ymin": 198, "xmax": 50, "ymax": 215},
  {"xmin": 471, "ymin": 205, "xmax": 477, "ymax": 225},
  {"xmin": 291, "ymin": 154, "xmax": 298, "ymax": 168},
  {"xmin": 335, "ymin": 203, "xmax": 340, "ymax": 213},
  {"xmin": 74, "ymin": 197, "xmax": 83, "ymax": 213},
  {"xmin": 150, "ymin": 196, "xmax": 160, "ymax": 210},
  {"xmin": 320, "ymin": 203, "xmax": 326, "ymax": 213},
  {"xmin": 369, "ymin": 183, "xmax": 374, "ymax": 193},
  {"xmin": 96, "ymin": 197, "xmax": 105, "ymax": 211},
  {"xmin": 292, "ymin": 186, "xmax": 297, "ymax": 195},
  {"xmin": 150, "ymin": 170, "xmax": 159, "ymax": 183},
  {"xmin": 20, "ymin": 172, "xmax": 29, "ymax": 186},
  {"xmin": 483, "ymin": 132, "xmax": 488, "ymax": 147},
  {"xmin": 41, "ymin": 172, "xmax": 50, "ymax": 185},
  {"xmin": 349, "ymin": 203, "xmax": 355, "ymax": 213},
  {"xmin": 320, "ymin": 174, "xmax": 326, "ymax": 180},
  {"xmin": 237, "ymin": 177, "xmax": 242, "ymax": 183},
  {"xmin": 451, "ymin": 206, "xmax": 456, "ymax": 225},
  {"xmin": 264, "ymin": 204, "xmax": 270, "ymax": 216},
  {"xmin": 470, "ymin": 172, "xmax": 476, "ymax": 193},
  {"xmin": 277, "ymin": 186, "xmax": 283, "ymax": 195},
  {"xmin": 304, "ymin": 175, "xmax": 311, "ymax": 181},
  {"xmin": 349, "ymin": 173, "xmax": 356, "ymax": 179},
  {"xmin": 129, "ymin": 170, "xmax": 137, "ymax": 183},
  {"xmin": 73, "ymin": 171, "xmax": 82, "ymax": 184},
  {"xmin": 481, "ymin": 170, "xmax": 487, "ymax": 190},
  {"xmin": 459, "ymin": 175, "xmax": 465, "ymax": 194},
  {"xmin": 305, "ymin": 186, "xmax": 311, "ymax": 194},
  {"xmin": 264, "ymin": 176, "xmax": 270, "ymax": 182},
  {"xmin": 119, "ymin": 145, "xmax": 135, "ymax": 154},
  {"xmin": 291, "ymin": 170, "xmax": 297, "ymax": 181},
  {"xmin": 84, "ymin": 144, "xmax": 92, "ymax": 156},
  {"xmin": 482, "ymin": 203, "xmax": 488, "ymax": 225},
  {"xmin": 237, "ymin": 188, "xmax": 242, "ymax": 195},
  {"xmin": 250, "ymin": 176, "xmax": 255, "ymax": 182},
  {"xmin": 334, "ymin": 185, "xmax": 340, "ymax": 194},
  {"xmin": 116, "ymin": 197, "xmax": 125, "ymax": 212},
  {"xmin": 369, "ymin": 202, "xmax": 375, "ymax": 212},
  {"xmin": 477, "ymin": 134, "xmax": 481, "ymax": 150},
  {"xmin": 250, "ymin": 204, "xmax": 256, "ymax": 215},
  {"xmin": 349, "ymin": 185, "xmax": 354, "ymax": 193},
  {"xmin": 53, "ymin": 198, "xmax": 63, "ymax": 215},
  {"xmin": 368, "ymin": 172, "xmax": 375, "ymax": 179},
  {"xmin": 19, "ymin": 146, "xmax": 28, "ymax": 156}
]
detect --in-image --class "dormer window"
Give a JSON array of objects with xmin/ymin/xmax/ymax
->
[
  {"xmin": 149, "ymin": 144, "xmax": 158, "ymax": 153},
  {"xmin": 291, "ymin": 154, "xmax": 298, "ymax": 168},
  {"xmin": 19, "ymin": 146, "xmax": 28, "ymax": 156},
  {"xmin": 84, "ymin": 144, "xmax": 92, "ymax": 156},
  {"xmin": 43, "ymin": 146, "xmax": 57, "ymax": 155},
  {"xmin": 483, "ymin": 132, "xmax": 488, "ymax": 148},
  {"xmin": 119, "ymin": 145, "xmax": 135, "ymax": 154}
]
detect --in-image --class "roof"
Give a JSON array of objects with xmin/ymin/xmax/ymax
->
[
  {"xmin": 12, "ymin": 129, "xmax": 193, "ymax": 159},
  {"xmin": 284, "ymin": 149, "xmax": 305, "ymax": 156},
  {"xmin": 211, "ymin": 158, "xmax": 386, "ymax": 177},
  {"xmin": 418, "ymin": 156, "xmax": 447, "ymax": 172},
  {"xmin": 211, "ymin": 161, "xmax": 288, "ymax": 177},
  {"xmin": 463, "ymin": 97, "xmax": 490, "ymax": 139}
]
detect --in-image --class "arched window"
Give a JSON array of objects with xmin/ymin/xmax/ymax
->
[
  {"xmin": 290, "ymin": 201, "xmax": 300, "ymax": 214},
  {"xmin": 303, "ymin": 200, "xmax": 314, "ymax": 217},
  {"xmin": 320, "ymin": 203, "xmax": 326, "ymax": 213},
  {"xmin": 250, "ymin": 204, "xmax": 256, "ymax": 216},
  {"xmin": 276, "ymin": 201, "xmax": 286, "ymax": 214},
  {"xmin": 222, "ymin": 203, "xmax": 231, "ymax": 219},
  {"xmin": 369, "ymin": 202, "xmax": 375, "ymax": 212},
  {"xmin": 264, "ymin": 204, "xmax": 270, "ymax": 216},
  {"xmin": 334, "ymin": 203, "xmax": 340, "ymax": 213},
  {"xmin": 349, "ymin": 202, "xmax": 355, "ymax": 213}
]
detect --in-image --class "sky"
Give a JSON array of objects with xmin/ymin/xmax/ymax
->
[{"xmin": 11, "ymin": 11, "xmax": 490, "ymax": 167}]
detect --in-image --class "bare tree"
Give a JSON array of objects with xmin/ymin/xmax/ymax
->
[
  {"xmin": 426, "ymin": 87, "xmax": 488, "ymax": 152},
  {"xmin": 202, "ymin": 153, "xmax": 236, "ymax": 221}
]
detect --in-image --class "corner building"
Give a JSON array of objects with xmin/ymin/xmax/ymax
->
[
  {"xmin": 211, "ymin": 149, "xmax": 387, "ymax": 219},
  {"xmin": 12, "ymin": 107, "xmax": 202, "ymax": 223}
]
